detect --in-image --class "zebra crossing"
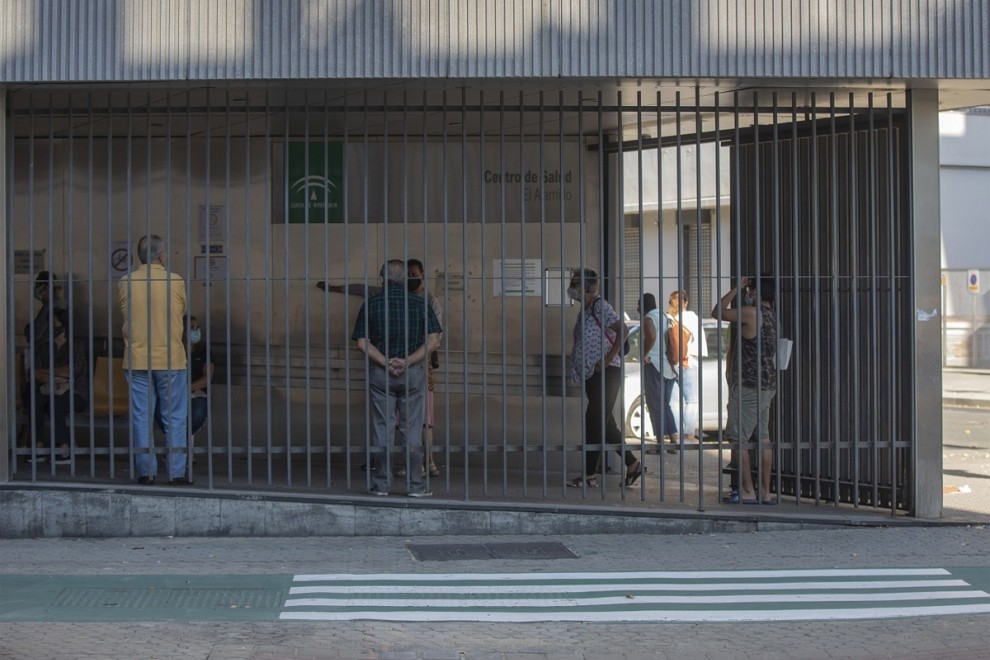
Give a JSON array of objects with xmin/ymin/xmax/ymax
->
[{"xmin": 279, "ymin": 568, "xmax": 990, "ymax": 622}]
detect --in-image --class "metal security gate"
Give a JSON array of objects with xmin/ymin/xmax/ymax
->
[{"xmin": 3, "ymin": 85, "xmax": 915, "ymax": 513}]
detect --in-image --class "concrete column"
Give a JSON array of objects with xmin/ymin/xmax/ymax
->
[
  {"xmin": 907, "ymin": 88, "xmax": 942, "ymax": 518},
  {"xmin": 0, "ymin": 88, "xmax": 8, "ymax": 482}
]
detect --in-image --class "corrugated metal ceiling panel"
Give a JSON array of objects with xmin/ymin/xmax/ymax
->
[{"xmin": 0, "ymin": 1, "xmax": 987, "ymax": 82}]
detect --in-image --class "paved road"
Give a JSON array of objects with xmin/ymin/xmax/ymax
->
[{"xmin": 2, "ymin": 528, "xmax": 989, "ymax": 659}]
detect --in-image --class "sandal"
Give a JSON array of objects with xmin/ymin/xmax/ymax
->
[
  {"xmin": 428, "ymin": 464, "xmax": 441, "ymax": 478},
  {"xmin": 567, "ymin": 475, "xmax": 598, "ymax": 488},
  {"xmin": 624, "ymin": 460, "xmax": 643, "ymax": 486}
]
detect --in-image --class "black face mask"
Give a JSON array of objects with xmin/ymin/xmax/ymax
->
[{"xmin": 407, "ymin": 278, "xmax": 422, "ymax": 292}]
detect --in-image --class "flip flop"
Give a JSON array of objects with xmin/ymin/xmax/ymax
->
[
  {"xmin": 761, "ymin": 499, "xmax": 777, "ymax": 505},
  {"xmin": 741, "ymin": 498, "xmax": 760, "ymax": 505}
]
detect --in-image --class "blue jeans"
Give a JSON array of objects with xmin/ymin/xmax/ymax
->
[
  {"xmin": 126, "ymin": 369, "xmax": 188, "ymax": 479},
  {"xmin": 677, "ymin": 366, "xmax": 699, "ymax": 437},
  {"xmin": 643, "ymin": 365, "xmax": 678, "ymax": 439},
  {"xmin": 156, "ymin": 396, "xmax": 208, "ymax": 437}
]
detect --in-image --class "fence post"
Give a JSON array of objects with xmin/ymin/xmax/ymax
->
[{"xmin": 908, "ymin": 88, "xmax": 943, "ymax": 518}]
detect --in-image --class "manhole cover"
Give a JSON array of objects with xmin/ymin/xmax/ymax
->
[
  {"xmin": 408, "ymin": 542, "xmax": 578, "ymax": 561},
  {"xmin": 53, "ymin": 588, "xmax": 285, "ymax": 609}
]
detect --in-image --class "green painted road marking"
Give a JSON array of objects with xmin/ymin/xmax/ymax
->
[
  {"xmin": 3, "ymin": 568, "xmax": 989, "ymax": 623},
  {"xmin": 0, "ymin": 574, "xmax": 292, "ymax": 622}
]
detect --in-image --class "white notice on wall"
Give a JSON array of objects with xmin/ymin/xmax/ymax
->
[
  {"xmin": 199, "ymin": 205, "xmax": 226, "ymax": 242},
  {"xmin": 194, "ymin": 256, "xmax": 228, "ymax": 282},
  {"xmin": 493, "ymin": 259, "xmax": 542, "ymax": 297}
]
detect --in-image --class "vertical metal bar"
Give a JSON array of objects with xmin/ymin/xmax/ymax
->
[
  {"xmin": 148, "ymin": 93, "xmax": 163, "ymax": 484},
  {"xmin": 45, "ymin": 94, "xmax": 56, "ymax": 474},
  {"xmin": 730, "ymin": 92, "xmax": 743, "ymax": 499},
  {"xmin": 810, "ymin": 92, "xmax": 822, "ymax": 504},
  {"xmin": 694, "ymin": 86, "xmax": 705, "ymax": 510},
  {"xmin": 183, "ymin": 93, "xmax": 194, "ymax": 484},
  {"xmin": 537, "ymin": 91, "xmax": 548, "ymax": 497},
  {"xmin": 480, "ymin": 90, "xmax": 488, "ymax": 499},
  {"xmin": 518, "ymin": 91, "xmax": 527, "ymax": 498},
  {"xmin": 322, "ymin": 90, "xmax": 331, "ymax": 487},
  {"xmin": 886, "ymin": 93, "xmax": 897, "ymax": 515},
  {"xmin": 303, "ymin": 93, "xmax": 313, "ymax": 487},
  {"xmin": 168, "ymin": 91, "xmax": 185, "ymax": 480},
  {"xmin": 244, "ymin": 91, "xmax": 254, "ymax": 485},
  {"xmin": 224, "ymin": 93, "xmax": 234, "ymax": 484},
  {"xmin": 498, "ymin": 91, "xmax": 506, "ymax": 498},
  {"xmin": 400, "ymin": 90, "xmax": 410, "ymax": 492},
  {"xmin": 751, "ymin": 91, "xmax": 763, "ymax": 507},
  {"xmin": 420, "ymin": 90, "xmax": 432, "ymax": 492},
  {"xmin": 381, "ymin": 90, "xmax": 391, "ymax": 483},
  {"xmin": 203, "ymin": 92, "xmax": 213, "ymax": 487},
  {"xmin": 656, "ymin": 90, "xmax": 666, "ymax": 499},
  {"xmin": 282, "ymin": 94, "xmax": 292, "ymax": 486},
  {"xmin": 829, "ymin": 92, "xmax": 840, "ymax": 507},
  {"xmin": 633, "ymin": 91, "xmax": 645, "ymax": 500},
  {"xmin": 560, "ymin": 93, "xmax": 571, "ymax": 496},
  {"xmin": 24, "ymin": 95, "xmax": 36, "ymax": 476},
  {"xmin": 85, "ymin": 94, "xmax": 96, "ymax": 477},
  {"xmin": 66, "ymin": 101, "xmax": 77, "ymax": 474},
  {"xmin": 868, "ymin": 92, "xmax": 880, "ymax": 509},
  {"xmin": 848, "ymin": 92, "xmax": 861, "ymax": 506},
  {"xmin": 713, "ymin": 91, "xmax": 723, "ymax": 500},
  {"xmin": 465, "ymin": 89, "xmax": 474, "ymax": 500},
  {"xmin": 674, "ymin": 90, "xmax": 686, "ymax": 499},
  {"xmin": 770, "ymin": 92, "xmax": 782, "ymax": 506},
  {"xmin": 790, "ymin": 92, "xmax": 803, "ymax": 506},
  {"xmin": 360, "ymin": 91, "xmax": 370, "ymax": 490},
  {"xmin": 0, "ymin": 88, "xmax": 9, "ymax": 482},
  {"xmin": 340, "ymin": 92, "xmax": 349, "ymax": 487},
  {"xmin": 124, "ymin": 92, "xmax": 137, "ymax": 481},
  {"xmin": 106, "ymin": 94, "xmax": 116, "ymax": 480},
  {"xmin": 440, "ymin": 89, "xmax": 450, "ymax": 494},
  {"xmin": 263, "ymin": 92, "xmax": 273, "ymax": 485}
]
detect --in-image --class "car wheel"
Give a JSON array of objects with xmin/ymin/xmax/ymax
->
[{"xmin": 625, "ymin": 396, "xmax": 655, "ymax": 441}]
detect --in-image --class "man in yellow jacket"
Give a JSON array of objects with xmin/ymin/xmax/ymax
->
[{"xmin": 118, "ymin": 234, "xmax": 190, "ymax": 485}]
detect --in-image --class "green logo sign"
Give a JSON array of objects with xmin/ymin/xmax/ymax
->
[{"xmin": 287, "ymin": 142, "xmax": 344, "ymax": 223}]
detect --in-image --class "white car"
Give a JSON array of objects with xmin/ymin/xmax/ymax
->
[{"xmin": 621, "ymin": 319, "xmax": 729, "ymax": 440}]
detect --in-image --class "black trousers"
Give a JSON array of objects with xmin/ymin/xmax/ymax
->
[{"xmin": 583, "ymin": 366, "xmax": 637, "ymax": 475}]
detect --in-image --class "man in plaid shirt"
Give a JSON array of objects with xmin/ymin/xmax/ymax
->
[{"xmin": 352, "ymin": 259, "xmax": 442, "ymax": 497}]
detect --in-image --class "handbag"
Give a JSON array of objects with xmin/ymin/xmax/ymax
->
[{"xmin": 589, "ymin": 299, "xmax": 630, "ymax": 356}]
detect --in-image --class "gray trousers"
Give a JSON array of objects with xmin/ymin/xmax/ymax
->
[{"xmin": 368, "ymin": 362, "xmax": 427, "ymax": 493}]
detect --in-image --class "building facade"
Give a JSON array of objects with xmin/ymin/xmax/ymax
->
[{"xmin": 4, "ymin": 1, "xmax": 990, "ymax": 520}]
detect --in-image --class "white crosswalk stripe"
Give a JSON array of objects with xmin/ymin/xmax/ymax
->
[{"xmin": 279, "ymin": 568, "xmax": 990, "ymax": 622}]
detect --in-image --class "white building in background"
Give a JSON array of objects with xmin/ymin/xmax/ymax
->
[{"xmin": 940, "ymin": 108, "xmax": 990, "ymax": 367}]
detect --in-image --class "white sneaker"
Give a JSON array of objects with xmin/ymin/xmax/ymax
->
[{"xmin": 407, "ymin": 490, "xmax": 433, "ymax": 498}]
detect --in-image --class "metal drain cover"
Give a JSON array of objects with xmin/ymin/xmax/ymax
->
[
  {"xmin": 408, "ymin": 541, "xmax": 578, "ymax": 562},
  {"xmin": 53, "ymin": 588, "xmax": 285, "ymax": 609}
]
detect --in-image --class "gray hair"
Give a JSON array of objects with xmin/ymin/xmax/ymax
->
[
  {"xmin": 137, "ymin": 234, "xmax": 164, "ymax": 265},
  {"xmin": 380, "ymin": 259, "xmax": 407, "ymax": 284},
  {"xmin": 571, "ymin": 267, "xmax": 599, "ymax": 293}
]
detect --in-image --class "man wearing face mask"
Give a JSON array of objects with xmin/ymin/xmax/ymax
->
[
  {"xmin": 155, "ymin": 316, "xmax": 213, "ymax": 442},
  {"xmin": 712, "ymin": 276, "xmax": 778, "ymax": 505},
  {"xmin": 352, "ymin": 260, "xmax": 442, "ymax": 497},
  {"xmin": 319, "ymin": 258, "xmax": 442, "ymax": 478},
  {"xmin": 566, "ymin": 268, "xmax": 641, "ymax": 489}
]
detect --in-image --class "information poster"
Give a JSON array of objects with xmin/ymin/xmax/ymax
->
[{"xmin": 493, "ymin": 259, "xmax": 542, "ymax": 297}]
